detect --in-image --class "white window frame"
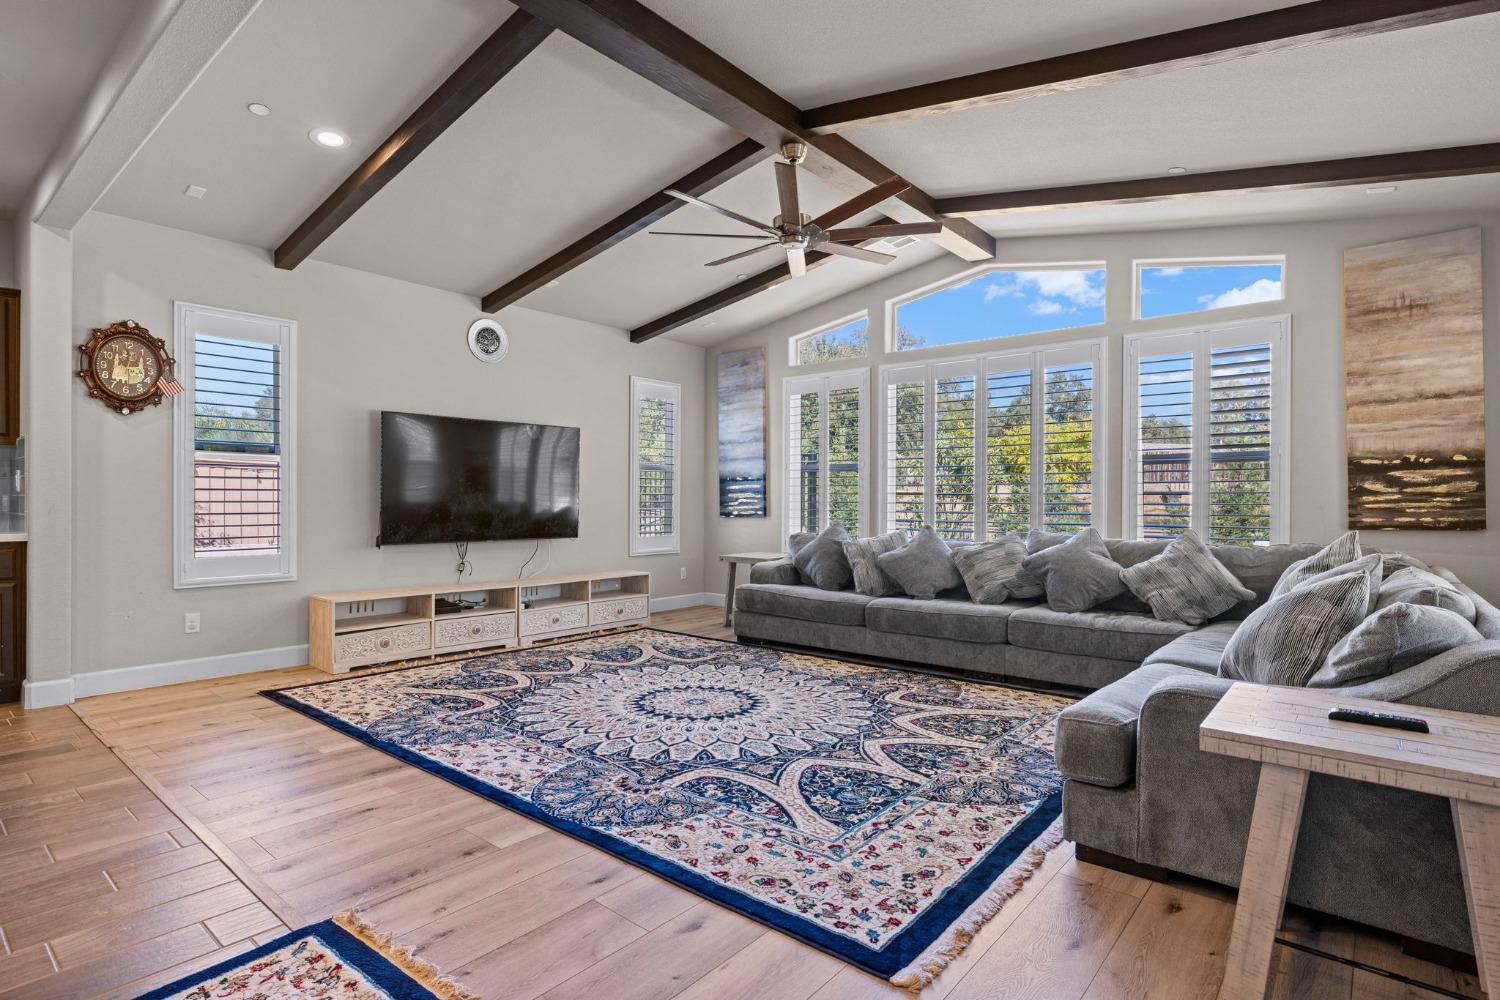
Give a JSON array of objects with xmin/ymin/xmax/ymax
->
[
  {"xmin": 1132, "ymin": 255, "xmax": 1287, "ymax": 321},
  {"xmin": 878, "ymin": 336, "xmax": 1108, "ymax": 538},
  {"xmin": 1122, "ymin": 314, "xmax": 1291, "ymax": 544},
  {"xmin": 173, "ymin": 301, "xmax": 297, "ymax": 588},
  {"xmin": 629, "ymin": 376, "xmax": 682, "ymax": 556},
  {"xmin": 885, "ymin": 261, "xmax": 1108, "ymax": 355},
  {"xmin": 788, "ymin": 310, "xmax": 870, "ymax": 367},
  {"xmin": 782, "ymin": 367, "xmax": 870, "ymax": 539}
]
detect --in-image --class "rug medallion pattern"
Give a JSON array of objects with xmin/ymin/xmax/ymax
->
[{"xmin": 265, "ymin": 631, "xmax": 1068, "ymax": 980}]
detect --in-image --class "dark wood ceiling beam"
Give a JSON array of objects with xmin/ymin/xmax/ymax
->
[
  {"xmin": 480, "ymin": 139, "xmax": 769, "ymax": 311},
  {"xmin": 803, "ymin": 0, "xmax": 1500, "ymax": 133},
  {"xmin": 508, "ymin": 0, "xmax": 994, "ymax": 262},
  {"xmin": 933, "ymin": 142, "xmax": 1500, "ymax": 217},
  {"xmin": 275, "ymin": 11, "xmax": 553, "ymax": 270}
]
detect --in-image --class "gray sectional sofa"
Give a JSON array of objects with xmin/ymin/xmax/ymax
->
[{"xmin": 732, "ymin": 536, "xmax": 1500, "ymax": 955}]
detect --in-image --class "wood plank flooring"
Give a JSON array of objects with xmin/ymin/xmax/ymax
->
[{"xmin": 0, "ymin": 604, "xmax": 1484, "ymax": 999}]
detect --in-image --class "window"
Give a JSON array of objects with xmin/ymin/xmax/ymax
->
[
  {"xmin": 1125, "ymin": 316, "xmax": 1290, "ymax": 545},
  {"xmin": 891, "ymin": 265, "xmax": 1106, "ymax": 352},
  {"xmin": 785, "ymin": 369, "xmax": 868, "ymax": 536},
  {"xmin": 173, "ymin": 302, "xmax": 296, "ymax": 588},
  {"xmin": 630, "ymin": 377, "xmax": 681, "ymax": 555},
  {"xmin": 791, "ymin": 313, "xmax": 868, "ymax": 366},
  {"xmin": 882, "ymin": 340, "xmax": 1104, "ymax": 539},
  {"xmin": 1136, "ymin": 258, "xmax": 1285, "ymax": 320}
]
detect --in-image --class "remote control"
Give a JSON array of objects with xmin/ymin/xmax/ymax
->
[{"xmin": 1327, "ymin": 708, "xmax": 1429, "ymax": 733}]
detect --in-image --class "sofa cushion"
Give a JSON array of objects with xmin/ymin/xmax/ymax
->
[
  {"xmin": 1020, "ymin": 527, "xmax": 1128, "ymax": 613},
  {"xmin": 865, "ymin": 597, "xmax": 1019, "ymax": 644},
  {"xmin": 1056, "ymin": 663, "xmax": 1197, "ymax": 787},
  {"xmin": 748, "ymin": 557, "xmax": 800, "ymax": 586},
  {"xmin": 1311, "ymin": 602, "xmax": 1483, "ymax": 688},
  {"xmin": 952, "ymin": 535, "xmax": 1029, "ymax": 605},
  {"xmin": 1119, "ymin": 530, "xmax": 1255, "ymax": 625},
  {"xmin": 842, "ymin": 530, "xmax": 908, "ymax": 597},
  {"xmin": 1143, "ymin": 621, "xmax": 1241, "ymax": 674},
  {"xmin": 1007, "ymin": 605, "xmax": 1193, "ymax": 661},
  {"xmin": 877, "ymin": 526, "xmax": 964, "ymax": 600},
  {"xmin": 1270, "ymin": 530, "xmax": 1362, "ymax": 601},
  {"xmin": 734, "ymin": 584, "xmax": 873, "ymax": 627},
  {"xmin": 1220, "ymin": 570, "xmax": 1372, "ymax": 686},
  {"xmin": 1376, "ymin": 566, "xmax": 1478, "ymax": 623},
  {"xmin": 792, "ymin": 523, "xmax": 853, "ymax": 591}
]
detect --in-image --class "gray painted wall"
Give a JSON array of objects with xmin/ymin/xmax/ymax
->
[
  {"xmin": 701, "ymin": 212, "xmax": 1500, "ymax": 602},
  {"xmin": 70, "ymin": 212, "xmax": 707, "ymax": 675},
  {"xmin": 0, "ymin": 217, "xmax": 14, "ymax": 286}
]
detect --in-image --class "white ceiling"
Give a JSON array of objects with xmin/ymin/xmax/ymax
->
[
  {"xmin": 0, "ymin": 0, "xmax": 148, "ymax": 213},
  {"xmin": 78, "ymin": 0, "xmax": 1500, "ymax": 344}
]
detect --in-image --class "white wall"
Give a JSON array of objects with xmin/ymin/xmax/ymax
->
[
  {"xmin": 702, "ymin": 212, "xmax": 1500, "ymax": 602},
  {"xmin": 0, "ymin": 217, "xmax": 14, "ymax": 286},
  {"xmin": 70, "ymin": 211, "xmax": 707, "ymax": 676}
]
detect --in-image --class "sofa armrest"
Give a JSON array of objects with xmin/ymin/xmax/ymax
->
[
  {"xmin": 1342, "ymin": 639, "xmax": 1500, "ymax": 716},
  {"xmin": 749, "ymin": 557, "xmax": 800, "ymax": 586}
]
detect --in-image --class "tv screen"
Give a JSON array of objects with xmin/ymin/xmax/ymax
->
[{"xmin": 378, "ymin": 411, "xmax": 580, "ymax": 545}]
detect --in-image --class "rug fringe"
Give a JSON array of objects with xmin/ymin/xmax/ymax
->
[
  {"xmin": 888, "ymin": 819, "xmax": 1066, "ymax": 992},
  {"xmin": 333, "ymin": 910, "xmax": 481, "ymax": 1000}
]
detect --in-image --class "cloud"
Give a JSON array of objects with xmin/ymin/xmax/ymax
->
[
  {"xmin": 1154, "ymin": 266, "xmax": 1185, "ymax": 277},
  {"xmin": 1028, "ymin": 299, "xmax": 1064, "ymax": 315},
  {"xmin": 983, "ymin": 269, "xmax": 1104, "ymax": 309},
  {"xmin": 1199, "ymin": 278, "xmax": 1282, "ymax": 310}
]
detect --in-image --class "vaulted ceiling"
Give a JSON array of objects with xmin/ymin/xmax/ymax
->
[{"xmin": 26, "ymin": 0, "xmax": 1500, "ymax": 343}]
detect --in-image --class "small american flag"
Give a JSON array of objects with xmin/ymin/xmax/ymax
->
[{"xmin": 157, "ymin": 376, "xmax": 185, "ymax": 397}]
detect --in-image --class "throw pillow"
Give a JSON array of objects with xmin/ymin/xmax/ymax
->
[
  {"xmin": 1310, "ymin": 602, "xmax": 1482, "ymax": 688},
  {"xmin": 1376, "ymin": 566, "xmax": 1478, "ymax": 623},
  {"xmin": 1287, "ymin": 552, "xmax": 1384, "ymax": 617},
  {"xmin": 1005, "ymin": 528, "xmax": 1069, "ymax": 599},
  {"xmin": 952, "ymin": 535, "xmax": 1029, "ymax": 605},
  {"xmin": 842, "ymin": 530, "xmax": 908, "ymax": 597},
  {"xmin": 1019, "ymin": 527, "xmax": 1127, "ymax": 613},
  {"xmin": 788, "ymin": 531, "xmax": 816, "ymax": 557},
  {"xmin": 876, "ymin": 526, "xmax": 964, "ymax": 600},
  {"xmin": 1378, "ymin": 550, "xmax": 1431, "ymax": 573},
  {"xmin": 791, "ymin": 523, "xmax": 853, "ymax": 591},
  {"xmin": 1119, "ymin": 529, "xmax": 1254, "ymax": 625},
  {"xmin": 1219, "ymin": 570, "xmax": 1373, "ymax": 687},
  {"xmin": 1269, "ymin": 530, "xmax": 1362, "ymax": 601}
]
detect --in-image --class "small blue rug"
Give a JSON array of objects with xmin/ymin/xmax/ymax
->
[{"xmin": 263, "ymin": 630, "xmax": 1067, "ymax": 987}]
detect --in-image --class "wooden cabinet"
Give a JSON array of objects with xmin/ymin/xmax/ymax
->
[
  {"xmin": 0, "ymin": 542, "xmax": 24, "ymax": 704},
  {"xmin": 0, "ymin": 290, "xmax": 17, "ymax": 446}
]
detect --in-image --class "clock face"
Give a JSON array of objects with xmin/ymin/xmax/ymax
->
[{"xmin": 93, "ymin": 335, "xmax": 161, "ymax": 400}]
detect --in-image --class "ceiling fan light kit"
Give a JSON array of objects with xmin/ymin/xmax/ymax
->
[{"xmin": 649, "ymin": 143, "xmax": 944, "ymax": 278}]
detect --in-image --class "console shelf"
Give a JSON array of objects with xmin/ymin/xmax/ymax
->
[{"xmin": 309, "ymin": 570, "xmax": 650, "ymax": 673}]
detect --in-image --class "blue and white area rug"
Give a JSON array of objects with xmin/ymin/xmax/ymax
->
[{"xmin": 264, "ymin": 630, "xmax": 1068, "ymax": 988}]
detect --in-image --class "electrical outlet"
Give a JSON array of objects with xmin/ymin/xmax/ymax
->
[
  {"xmin": 184, "ymin": 612, "xmax": 201, "ymax": 634},
  {"xmin": 679, "ymin": 567, "xmax": 688, "ymax": 580}
]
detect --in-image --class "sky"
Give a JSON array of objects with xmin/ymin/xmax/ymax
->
[
  {"xmin": 895, "ymin": 269, "xmax": 1106, "ymax": 349},
  {"xmin": 1138, "ymin": 263, "xmax": 1284, "ymax": 319}
]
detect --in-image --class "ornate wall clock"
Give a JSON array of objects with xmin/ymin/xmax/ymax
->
[{"xmin": 77, "ymin": 320, "xmax": 181, "ymax": 414}]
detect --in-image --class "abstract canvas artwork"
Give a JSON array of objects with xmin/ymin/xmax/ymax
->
[
  {"xmin": 718, "ymin": 347, "xmax": 768, "ymax": 517},
  {"xmin": 1344, "ymin": 227, "xmax": 1486, "ymax": 530}
]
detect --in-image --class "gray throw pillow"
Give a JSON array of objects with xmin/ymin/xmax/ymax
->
[
  {"xmin": 791, "ymin": 523, "xmax": 852, "ymax": 591},
  {"xmin": 1219, "ymin": 570, "xmax": 1372, "ymax": 687},
  {"xmin": 1119, "ymin": 529, "xmax": 1254, "ymax": 625},
  {"xmin": 1310, "ymin": 602, "xmax": 1482, "ymax": 688},
  {"xmin": 842, "ymin": 530, "xmax": 908, "ymax": 597},
  {"xmin": 1288, "ymin": 552, "xmax": 1384, "ymax": 617},
  {"xmin": 1377, "ymin": 550, "xmax": 1431, "ymax": 573},
  {"xmin": 1269, "ymin": 531, "xmax": 1361, "ymax": 601},
  {"xmin": 1376, "ymin": 566, "xmax": 1477, "ymax": 623},
  {"xmin": 1005, "ymin": 528, "xmax": 1069, "ymax": 599},
  {"xmin": 876, "ymin": 526, "xmax": 964, "ymax": 600},
  {"xmin": 1019, "ymin": 527, "xmax": 1127, "ymax": 613},
  {"xmin": 788, "ymin": 532, "xmax": 816, "ymax": 557},
  {"xmin": 952, "ymin": 535, "xmax": 1028, "ymax": 605}
]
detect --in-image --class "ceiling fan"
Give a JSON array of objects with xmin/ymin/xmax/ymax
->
[{"xmin": 650, "ymin": 142, "xmax": 944, "ymax": 278}]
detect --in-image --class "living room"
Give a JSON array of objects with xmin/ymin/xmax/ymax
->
[{"xmin": 2, "ymin": 1, "xmax": 1498, "ymax": 998}]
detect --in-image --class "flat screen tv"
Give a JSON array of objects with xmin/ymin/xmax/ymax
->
[{"xmin": 378, "ymin": 411, "xmax": 580, "ymax": 545}]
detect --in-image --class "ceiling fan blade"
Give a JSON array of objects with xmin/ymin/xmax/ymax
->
[
  {"xmin": 705, "ymin": 243, "xmax": 778, "ymax": 267},
  {"xmin": 775, "ymin": 162, "xmax": 800, "ymax": 226},
  {"xmin": 650, "ymin": 231, "xmax": 776, "ymax": 239},
  {"xmin": 810, "ymin": 175, "xmax": 912, "ymax": 229},
  {"xmin": 820, "ymin": 241, "xmax": 897, "ymax": 266},
  {"xmin": 787, "ymin": 246, "xmax": 807, "ymax": 278},
  {"xmin": 823, "ymin": 222, "xmax": 943, "ymax": 243},
  {"xmin": 664, "ymin": 189, "xmax": 777, "ymax": 235}
]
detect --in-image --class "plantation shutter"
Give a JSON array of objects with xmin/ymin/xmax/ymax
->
[
  {"xmin": 1135, "ymin": 345, "xmax": 1194, "ymax": 538},
  {"xmin": 785, "ymin": 369, "xmax": 868, "ymax": 538},
  {"xmin": 630, "ymin": 377, "xmax": 682, "ymax": 555},
  {"xmin": 786, "ymin": 384, "xmax": 821, "ymax": 535},
  {"xmin": 1042, "ymin": 360, "xmax": 1095, "ymax": 532},
  {"xmin": 1209, "ymin": 343, "xmax": 1274, "ymax": 544},
  {"xmin": 827, "ymin": 383, "xmax": 863, "ymax": 532},
  {"xmin": 884, "ymin": 368, "xmax": 927, "ymax": 534},
  {"xmin": 984, "ymin": 366, "xmax": 1032, "ymax": 537},
  {"xmin": 933, "ymin": 363, "xmax": 978, "ymax": 540}
]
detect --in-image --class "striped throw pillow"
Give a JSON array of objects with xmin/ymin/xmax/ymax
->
[
  {"xmin": 842, "ymin": 531, "xmax": 909, "ymax": 597},
  {"xmin": 952, "ymin": 535, "xmax": 1028, "ymax": 605},
  {"xmin": 1219, "ymin": 569, "xmax": 1373, "ymax": 687},
  {"xmin": 1119, "ymin": 530, "xmax": 1254, "ymax": 625},
  {"xmin": 1269, "ymin": 531, "xmax": 1362, "ymax": 601}
]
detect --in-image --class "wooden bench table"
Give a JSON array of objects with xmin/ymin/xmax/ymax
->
[
  {"xmin": 1202, "ymin": 682, "xmax": 1500, "ymax": 1000},
  {"xmin": 719, "ymin": 551, "xmax": 786, "ymax": 627}
]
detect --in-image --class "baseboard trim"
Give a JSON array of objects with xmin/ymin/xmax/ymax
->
[
  {"xmin": 71, "ymin": 644, "xmax": 311, "ymax": 699},
  {"xmin": 650, "ymin": 592, "xmax": 724, "ymax": 612},
  {"xmin": 23, "ymin": 676, "xmax": 77, "ymax": 709}
]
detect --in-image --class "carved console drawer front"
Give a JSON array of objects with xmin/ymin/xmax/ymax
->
[
  {"xmin": 435, "ymin": 613, "xmax": 516, "ymax": 649},
  {"xmin": 590, "ymin": 597, "xmax": 648, "ymax": 626},
  {"xmin": 520, "ymin": 603, "xmax": 588, "ymax": 636},
  {"xmin": 334, "ymin": 622, "xmax": 431, "ymax": 665}
]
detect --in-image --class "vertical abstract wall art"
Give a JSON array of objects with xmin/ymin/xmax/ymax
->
[
  {"xmin": 1344, "ymin": 227, "xmax": 1485, "ymax": 530},
  {"xmin": 718, "ymin": 347, "xmax": 768, "ymax": 517}
]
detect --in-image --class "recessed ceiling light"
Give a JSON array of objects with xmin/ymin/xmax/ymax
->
[
  {"xmin": 246, "ymin": 102, "xmax": 271, "ymax": 117},
  {"xmin": 545, "ymin": 279, "xmax": 562, "ymax": 288},
  {"xmin": 735, "ymin": 273, "xmax": 748, "ymax": 280},
  {"xmin": 706, "ymin": 320, "xmax": 718, "ymax": 327},
  {"xmin": 1365, "ymin": 185, "xmax": 1397, "ymax": 195},
  {"xmin": 309, "ymin": 128, "xmax": 348, "ymax": 148},
  {"xmin": 1167, "ymin": 166, "xmax": 1188, "ymax": 175},
  {"xmin": 183, "ymin": 184, "xmax": 207, "ymax": 199}
]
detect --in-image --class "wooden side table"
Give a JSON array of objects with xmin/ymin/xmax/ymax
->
[
  {"xmin": 1202, "ymin": 683, "xmax": 1500, "ymax": 1000},
  {"xmin": 719, "ymin": 551, "xmax": 786, "ymax": 627}
]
